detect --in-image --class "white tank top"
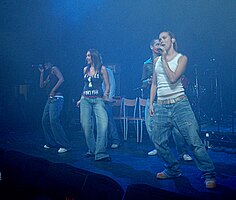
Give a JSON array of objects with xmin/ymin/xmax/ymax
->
[{"xmin": 155, "ymin": 53, "xmax": 185, "ymax": 100}]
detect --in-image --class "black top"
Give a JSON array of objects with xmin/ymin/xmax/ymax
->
[
  {"xmin": 45, "ymin": 68, "xmax": 63, "ymax": 97},
  {"xmin": 82, "ymin": 71, "xmax": 103, "ymax": 98}
]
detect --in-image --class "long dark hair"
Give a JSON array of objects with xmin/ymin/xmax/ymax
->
[{"xmin": 86, "ymin": 49, "xmax": 103, "ymax": 73}]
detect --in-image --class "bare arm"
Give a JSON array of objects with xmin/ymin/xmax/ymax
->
[
  {"xmin": 76, "ymin": 67, "xmax": 87, "ymax": 107},
  {"xmin": 39, "ymin": 67, "xmax": 45, "ymax": 88},
  {"xmin": 101, "ymin": 66, "xmax": 110, "ymax": 99},
  {"xmin": 162, "ymin": 55, "xmax": 188, "ymax": 83}
]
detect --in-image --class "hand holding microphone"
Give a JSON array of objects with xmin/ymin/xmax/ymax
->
[
  {"xmin": 157, "ymin": 48, "xmax": 163, "ymax": 53},
  {"xmin": 154, "ymin": 45, "xmax": 166, "ymax": 57},
  {"xmin": 32, "ymin": 64, "xmax": 43, "ymax": 68},
  {"xmin": 157, "ymin": 46, "xmax": 167, "ymax": 61},
  {"xmin": 157, "ymin": 46, "xmax": 166, "ymax": 55},
  {"xmin": 32, "ymin": 64, "xmax": 44, "ymax": 73}
]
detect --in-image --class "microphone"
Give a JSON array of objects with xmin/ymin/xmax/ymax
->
[{"xmin": 32, "ymin": 64, "xmax": 43, "ymax": 68}]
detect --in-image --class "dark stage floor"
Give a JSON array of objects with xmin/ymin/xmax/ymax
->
[{"xmin": 0, "ymin": 125, "xmax": 236, "ymax": 199}]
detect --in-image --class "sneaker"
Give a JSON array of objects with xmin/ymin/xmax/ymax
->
[
  {"xmin": 111, "ymin": 144, "xmax": 119, "ymax": 149},
  {"xmin": 44, "ymin": 144, "xmax": 50, "ymax": 149},
  {"xmin": 205, "ymin": 179, "xmax": 216, "ymax": 189},
  {"xmin": 58, "ymin": 148, "xmax": 71, "ymax": 153},
  {"xmin": 156, "ymin": 171, "xmax": 181, "ymax": 179},
  {"xmin": 148, "ymin": 149, "xmax": 158, "ymax": 156},
  {"xmin": 182, "ymin": 154, "xmax": 193, "ymax": 161}
]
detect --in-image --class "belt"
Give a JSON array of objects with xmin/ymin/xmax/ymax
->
[
  {"xmin": 157, "ymin": 95, "xmax": 186, "ymax": 105},
  {"xmin": 49, "ymin": 96, "xmax": 64, "ymax": 100}
]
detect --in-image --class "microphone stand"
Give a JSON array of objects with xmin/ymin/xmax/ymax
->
[
  {"xmin": 214, "ymin": 69, "xmax": 221, "ymax": 134},
  {"xmin": 209, "ymin": 58, "xmax": 221, "ymax": 134},
  {"xmin": 194, "ymin": 66, "xmax": 201, "ymax": 132}
]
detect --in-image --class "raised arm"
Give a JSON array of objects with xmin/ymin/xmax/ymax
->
[
  {"xmin": 162, "ymin": 54, "xmax": 188, "ymax": 83},
  {"xmin": 39, "ymin": 67, "xmax": 45, "ymax": 88}
]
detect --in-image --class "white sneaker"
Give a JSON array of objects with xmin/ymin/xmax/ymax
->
[
  {"xmin": 111, "ymin": 144, "xmax": 119, "ymax": 149},
  {"xmin": 148, "ymin": 149, "xmax": 158, "ymax": 156},
  {"xmin": 58, "ymin": 148, "xmax": 70, "ymax": 153},
  {"xmin": 182, "ymin": 154, "xmax": 193, "ymax": 161},
  {"xmin": 44, "ymin": 145, "xmax": 50, "ymax": 149}
]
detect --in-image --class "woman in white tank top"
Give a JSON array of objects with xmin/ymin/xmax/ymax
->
[{"xmin": 149, "ymin": 31, "xmax": 216, "ymax": 189}]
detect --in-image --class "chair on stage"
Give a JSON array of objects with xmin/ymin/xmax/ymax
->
[
  {"xmin": 138, "ymin": 97, "xmax": 147, "ymax": 143},
  {"xmin": 113, "ymin": 97, "xmax": 146, "ymax": 142},
  {"xmin": 112, "ymin": 97, "xmax": 126, "ymax": 137},
  {"xmin": 123, "ymin": 98, "xmax": 138, "ymax": 142}
]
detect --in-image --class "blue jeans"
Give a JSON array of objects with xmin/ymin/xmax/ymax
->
[
  {"xmin": 172, "ymin": 127, "xmax": 189, "ymax": 158},
  {"xmin": 105, "ymin": 102, "xmax": 121, "ymax": 145},
  {"xmin": 145, "ymin": 99, "xmax": 156, "ymax": 149},
  {"xmin": 152, "ymin": 97, "xmax": 216, "ymax": 179},
  {"xmin": 42, "ymin": 97, "xmax": 71, "ymax": 149},
  {"xmin": 80, "ymin": 96, "xmax": 109, "ymax": 160},
  {"xmin": 146, "ymin": 99, "xmax": 189, "ymax": 156}
]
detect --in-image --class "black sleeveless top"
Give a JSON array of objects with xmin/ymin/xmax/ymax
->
[
  {"xmin": 82, "ymin": 70, "xmax": 103, "ymax": 98},
  {"xmin": 45, "ymin": 68, "xmax": 63, "ymax": 97}
]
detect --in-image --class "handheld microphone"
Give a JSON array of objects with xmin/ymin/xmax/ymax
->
[{"xmin": 32, "ymin": 64, "xmax": 43, "ymax": 68}]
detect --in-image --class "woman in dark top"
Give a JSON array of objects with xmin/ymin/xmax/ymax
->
[
  {"xmin": 77, "ymin": 49, "xmax": 111, "ymax": 161},
  {"xmin": 39, "ymin": 62, "xmax": 71, "ymax": 153}
]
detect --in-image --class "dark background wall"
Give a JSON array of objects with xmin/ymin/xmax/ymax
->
[{"xmin": 0, "ymin": 0, "xmax": 235, "ymax": 131}]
